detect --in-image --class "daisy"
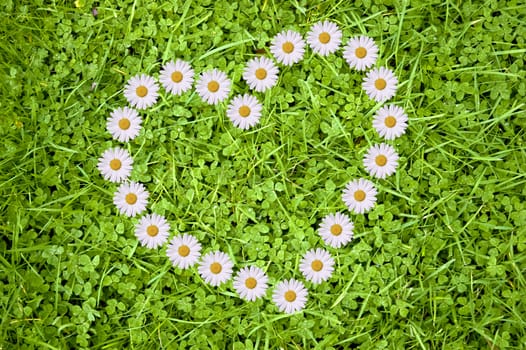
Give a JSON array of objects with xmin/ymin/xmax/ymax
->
[
  {"xmin": 272, "ymin": 279, "xmax": 308, "ymax": 314},
  {"xmin": 124, "ymin": 74, "xmax": 159, "ymax": 109},
  {"xmin": 363, "ymin": 67, "xmax": 398, "ymax": 103},
  {"xmin": 107, "ymin": 107, "xmax": 142, "ymax": 142},
  {"xmin": 113, "ymin": 181, "xmax": 149, "ymax": 217},
  {"xmin": 134, "ymin": 213, "xmax": 170, "ymax": 249},
  {"xmin": 342, "ymin": 178, "xmax": 378, "ymax": 214},
  {"xmin": 306, "ymin": 20, "xmax": 342, "ymax": 56},
  {"xmin": 97, "ymin": 147, "xmax": 133, "ymax": 183},
  {"xmin": 226, "ymin": 94, "xmax": 263, "ymax": 130},
  {"xmin": 299, "ymin": 248, "xmax": 335, "ymax": 284},
  {"xmin": 318, "ymin": 212, "xmax": 355, "ymax": 248},
  {"xmin": 198, "ymin": 251, "xmax": 234, "ymax": 287},
  {"xmin": 363, "ymin": 143, "xmax": 399, "ymax": 179},
  {"xmin": 270, "ymin": 30, "xmax": 305, "ymax": 66},
  {"xmin": 242, "ymin": 56, "xmax": 279, "ymax": 92},
  {"xmin": 195, "ymin": 69, "xmax": 231, "ymax": 105},
  {"xmin": 166, "ymin": 234, "xmax": 202, "ymax": 269},
  {"xmin": 159, "ymin": 59, "xmax": 194, "ymax": 95},
  {"xmin": 372, "ymin": 104, "xmax": 408, "ymax": 140},
  {"xmin": 343, "ymin": 35, "xmax": 379, "ymax": 71},
  {"xmin": 233, "ymin": 266, "xmax": 269, "ymax": 302}
]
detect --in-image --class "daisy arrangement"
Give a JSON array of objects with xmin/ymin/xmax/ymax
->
[{"xmin": 96, "ymin": 18, "xmax": 409, "ymax": 314}]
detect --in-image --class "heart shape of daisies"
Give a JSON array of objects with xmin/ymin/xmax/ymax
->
[{"xmin": 97, "ymin": 20, "xmax": 408, "ymax": 314}]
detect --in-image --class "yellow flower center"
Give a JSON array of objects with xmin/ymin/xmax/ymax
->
[
  {"xmin": 146, "ymin": 225, "xmax": 159, "ymax": 237},
  {"xmin": 245, "ymin": 277, "xmax": 257, "ymax": 289},
  {"xmin": 207, "ymin": 80, "xmax": 220, "ymax": 92},
  {"xmin": 375, "ymin": 78, "xmax": 387, "ymax": 90},
  {"xmin": 210, "ymin": 262, "xmax": 222, "ymax": 274},
  {"xmin": 178, "ymin": 245, "xmax": 190, "ymax": 257},
  {"xmin": 136, "ymin": 85, "xmax": 148, "ymax": 97},
  {"xmin": 375, "ymin": 154, "xmax": 387, "ymax": 166},
  {"xmin": 384, "ymin": 116, "xmax": 397, "ymax": 128},
  {"xmin": 311, "ymin": 259, "xmax": 323, "ymax": 272},
  {"xmin": 354, "ymin": 190, "xmax": 366, "ymax": 202},
  {"xmin": 255, "ymin": 68, "xmax": 267, "ymax": 80},
  {"xmin": 171, "ymin": 71, "xmax": 183, "ymax": 83},
  {"xmin": 109, "ymin": 159, "xmax": 121, "ymax": 170},
  {"xmin": 282, "ymin": 41, "xmax": 294, "ymax": 54},
  {"xmin": 330, "ymin": 224, "xmax": 342, "ymax": 236},
  {"xmin": 355, "ymin": 47, "xmax": 367, "ymax": 58},
  {"xmin": 125, "ymin": 193, "xmax": 137, "ymax": 204},
  {"xmin": 318, "ymin": 32, "xmax": 331, "ymax": 44},
  {"xmin": 284, "ymin": 290, "xmax": 297, "ymax": 302},
  {"xmin": 118, "ymin": 118, "xmax": 131, "ymax": 130},
  {"xmin": 238, "ymin": 105, "xmax": 251, "ymax": 118}
]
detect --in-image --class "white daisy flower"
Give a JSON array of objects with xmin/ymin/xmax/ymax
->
[
  {"xmin": 363, "ymin": 143, "xmax": 399, "ymax": 179},
  {"xmin": 97, "ymin": 147, "xmax": 133, "ymax": 183},
  {"xmin": 343, "ymin": 36, "xmax": 379, "ymax": 71},
  {"xmin": 299, "ymin": 248, "xmax": 335, "ymax": 284},
  {"xmin": 135, "ymin": 213, "xmax": 170, "ymax": 249},
  {"xmin": 123, "ymin": 74, "xmax": 159, "ymax": 109},
  {"xmin": 166, "ymin": 234, "xmax": 202, "ymax": 269},
  {"xmin": 318, "ymin": 212, "xmax": 355, "ymax": 248},
  {"xmin": 272, "ymin": 279, "xmax": 308, "ymax": 314},
  {"xmin": 159, "ymin": 59, "xmax": 194, "ymax": 95},
  {"xmin": 195, "ymin": 69, "xmax": 231, "ymax": 105},
  {"xmin": 113, "ymin": 181, "xmax": 149, "ymax": 217},
  {"xmin": 226, "ymin": 94, "xmax": 263, "ymax": 130},
  {"xmin": 342, "ymin": 178, "xmax": 378, "ymax": 214},
  {"xmin": 107, "ymin": 107, "xmax": 142, "ymax": 142},
  {"xmin": 306, "ymin": 20, "xmax": 342, "ymax": 56},
  {"xmin": 372, "ymin": 104, "xmax": 408, "ymax": 140},
  {"xmin": 270, "ymin": 30, "xmax": 305, "ymax": 66},
  {"xmin": 198, "ymin": 251, "xmax": 234, "ymax": 287},
  {"xmin": 242, "ymin": 56, "xmax": 279, "ymax": 92},
  {"xmin": 233, "ymin": 266, "xmax": 269, "ymax": 302},
  {"xmin": 363, "ymin": 67, "xmax": 398, "ymax": 103}
]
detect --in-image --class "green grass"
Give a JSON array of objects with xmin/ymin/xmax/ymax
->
[{"xmin": 1, "ymin": 0, "xmax": 525, "ymax": 349}]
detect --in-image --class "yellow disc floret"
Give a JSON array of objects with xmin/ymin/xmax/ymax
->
[
  {"xmin": 282, "ymin": 41, "xmax": 294, "ymax": 53},
  {"xmin": 210, "ymin": 262, "xmax": 222, "ymax": 274},
  {"xmin": 136, "ymin": 85, "xmax": 148, "ymax": 97}
]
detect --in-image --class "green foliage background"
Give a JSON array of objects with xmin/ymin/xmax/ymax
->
[{"xmin": 1, "ymin": 0, "xmax": 525, "ymax": 348}]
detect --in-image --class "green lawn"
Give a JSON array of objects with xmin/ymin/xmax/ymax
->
[{"xmin": 1, "ymin": 0, "xmax": 525, "ymax": 349}]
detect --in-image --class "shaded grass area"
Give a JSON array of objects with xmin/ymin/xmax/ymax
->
[{"xmin": 1, "ymin": 0, "xmax": 525, "ymax": 348}]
